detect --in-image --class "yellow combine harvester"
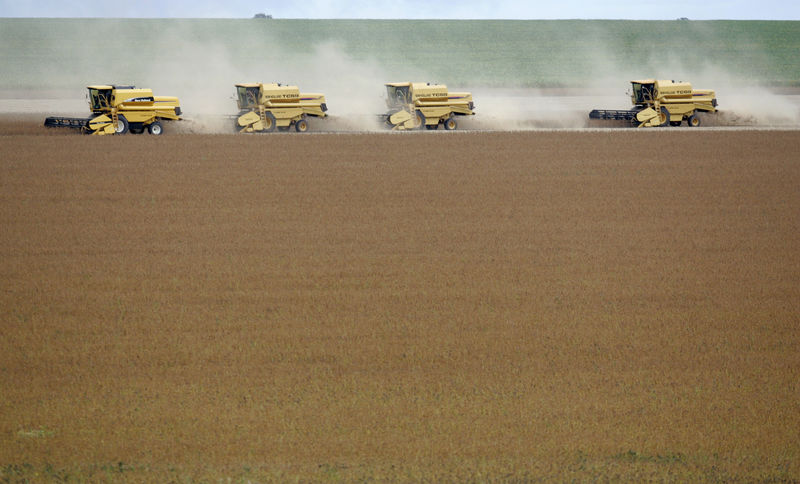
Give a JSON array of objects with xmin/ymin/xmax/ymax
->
[
  {"xmin": 385, "ymin": 82, "xmax": 475, "ymax": 130},
  {"xmin": 234, "ymin": 83, "xmax": 328, "ymax": 133},
  {"xmin": 44, "ymin": 85, "xmax": 181, "ymax": 135},
  {"xmin": 590, "ymin": 79, "xmax": 718, "ymax": 127}
]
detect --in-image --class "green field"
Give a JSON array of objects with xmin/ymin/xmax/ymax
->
[{"xmin": 1, "ymin": 19, "xmax": 799, "ymax": 91}]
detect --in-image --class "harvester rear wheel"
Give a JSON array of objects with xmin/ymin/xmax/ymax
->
[
  {"xmin": 443, "ymin": 116, "xmax": 457, "ymax": 130},
  {"xmin": 148, "ymin": 121, "xmax": 163, "ymax": 136},
  {"xmin": 115, "ymin": 115, "xmax": 129, "ymax": 134},
  {"xmin": 687, "ymin": 113, "xmax": 701, "ymax": 127},
  {"xmin": 415, "ymin": 110, "xmax": 426, "ymax": 130},
  {"xmin": 263, "ymin": 112, "xmax": 276, "ymax": 132},
  {"xmin": 295, "ymin": 119, "xmax": 309, "ymax": 132}
]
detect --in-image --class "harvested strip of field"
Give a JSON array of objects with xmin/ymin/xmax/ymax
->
[{"xmin": 1, "ymin": 131, "xmax": 799, "ymax": 481}]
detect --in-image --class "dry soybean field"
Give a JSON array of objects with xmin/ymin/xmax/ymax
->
[{"xmin": 1, "ymin": 127, "xmax": 800, "ymax": 481}]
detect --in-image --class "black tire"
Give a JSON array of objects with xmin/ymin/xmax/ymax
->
[
  {"xmin": 658, "ymin": 106, "xmax": 670, "ymax": 127},
  {"xmin": 443, "ymin": 116, "xmax": 457, "ymax": 130},
  {"xmin": 687, "ymin": 113, "xmax": 701, "ymax": 127},
  {"xmin": 148, "ymin": 121, "xmax": 163, "ymax": 135},
  {"xmin": 115, "ymin": 114, "xmax": 129, "ymax": 134},
  {"xmin": 262, "ymin": 112, "xmax": 276, "ymax": 132},
  {"xmin": 415, "ymin": 110, "xmax": 426, "ymax": 130},
  {"xmin": 295, "ymin": 118, "xmax": 309, "ymax": 132}
]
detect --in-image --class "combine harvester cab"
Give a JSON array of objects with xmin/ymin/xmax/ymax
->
[
  {"xmin": 44, "ymin": 85, "xmax": 182, "ymax": 135},
  {"xmin": 234, "ymin": 83, "xmax": 328, "ymax": 133},
  {"xmin": 589, "ymin": 79, "xmax": 717, "ymax": 127},
  {"xmin": 385, "ymin": 82, "xmax": 474, "ymax": 130}
]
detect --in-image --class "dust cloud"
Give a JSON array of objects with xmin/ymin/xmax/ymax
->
[
  {"xmin": 1, "ymin": 19, "xmax": 798, "ymax": 131},
  {"xmin": 148, "ymin": 33, "xmax": 398, "ymax": 133}
]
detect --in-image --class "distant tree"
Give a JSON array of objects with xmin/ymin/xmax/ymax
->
[{"xmin": 253, "ymin": 13, "xmax": 273, "ymax": 19}]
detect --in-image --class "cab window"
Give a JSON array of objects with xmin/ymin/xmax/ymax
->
[
  {"xmin": 237, "ymin": 86, "xmax": 260, "ymax": 109},
  {"xmin": 89, "ymin": 88, "xmax": 111, "ymax": 110}
]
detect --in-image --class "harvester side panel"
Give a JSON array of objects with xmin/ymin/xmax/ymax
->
[
  {"xmin": 418, "ymin": 106, "xmax": 456, "ymax": 122},
  {"xmin": 268, "ymin": 108, "xmax": 304, "ymax": 126}
]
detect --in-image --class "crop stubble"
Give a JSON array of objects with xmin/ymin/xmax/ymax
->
[{"xmin": 1, "ymin": 130, "xmax": 799, "ymax": 480}]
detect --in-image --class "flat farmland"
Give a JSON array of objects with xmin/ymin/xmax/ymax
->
[{"xmin": 1, "ymin": 130, "xmax": 799, "ymax": 481}]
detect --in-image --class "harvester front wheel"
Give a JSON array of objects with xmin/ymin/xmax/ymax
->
[
  {"xmin": 415, "ymin": 110, "xmax": 426, "ymax": 130},
  {"xmin": 115, "ymin": 115, "xmax": 129, "ymax": 135},
  {"xmin": 148, "ymin": 121, "xmax": 163, "ymax": 136},
  {"xmin": 687, "ymin": 113, "xmax": 701, "ymax": 127},
  {"xmin": 443, "ymin": 116, "xmax": 457, "ymax": 131},
  {"xmin": 658, "ymin": 106, "xmax": 670, "ymax": 127},
  {"xmin": 263, "ymin": 112, "xmax": 276, "ymax": 132},
  {"xmin": 295, "ymin": 119, "xmax": 309, "ymax": 133}
]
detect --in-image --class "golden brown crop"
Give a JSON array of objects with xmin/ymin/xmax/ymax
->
[{"xmin": 1, "ymin": 128, "xmax": 799, "ymax": 481}]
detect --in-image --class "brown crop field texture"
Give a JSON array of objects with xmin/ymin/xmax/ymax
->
[{"xmin": 1, "ymin": 129, "xmax": 799, "ymax": 482}]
